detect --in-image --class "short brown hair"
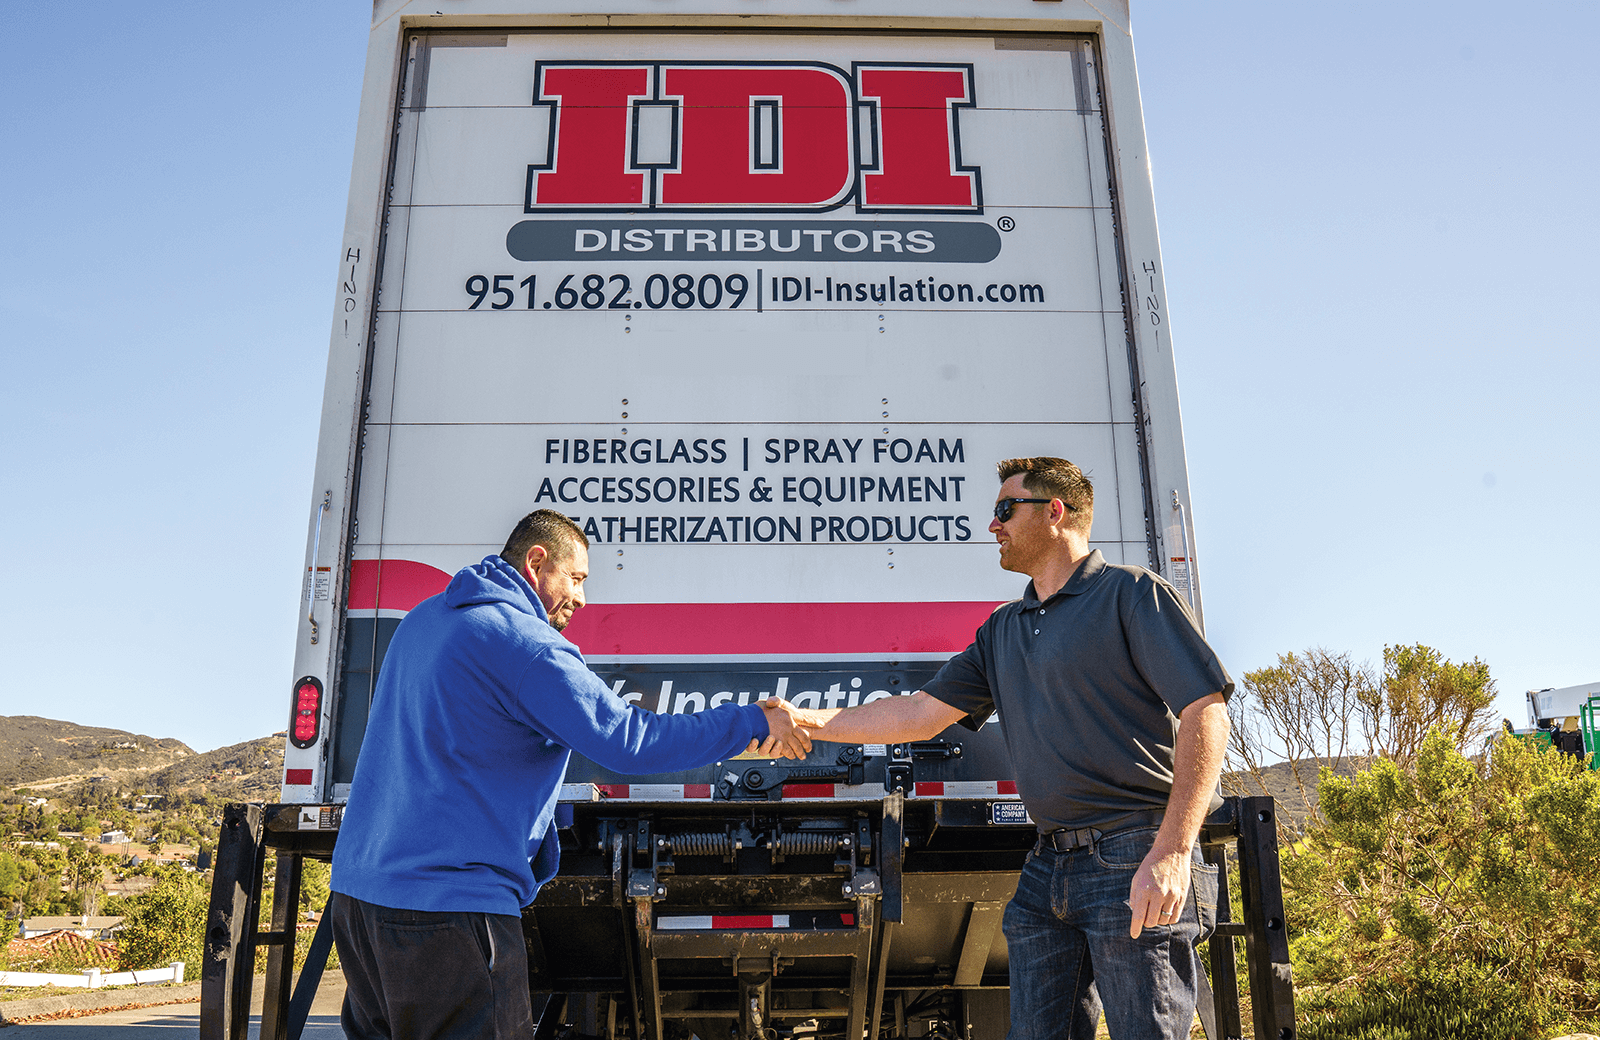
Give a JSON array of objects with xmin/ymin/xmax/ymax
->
[
  {"xmin": 501, "ymin": 510, "xmax": 588, "ymax": 569},
  {"xmin": 997, "ymin": 457, "xmax": 1093, "ymax": 532}
]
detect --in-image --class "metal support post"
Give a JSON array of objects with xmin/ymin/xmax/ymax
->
[
  {"xmin": 201, "ymin": 803, "xmax": 266, "ymax": 1040},
  {"xmin": 259, "ymin": 850, "xmax": 303, "ymax": 1040},
  {"xmin": 284, "ymin": 910, "xmax": 336, "ymax": 1040},
  {"xmin": 1200, "ymin": 841, "xmax": 1245, "ymax": 1040},
  {"xmin": 1237, "ymin": 798, "xmax": 1296, "ymax": 1040}
]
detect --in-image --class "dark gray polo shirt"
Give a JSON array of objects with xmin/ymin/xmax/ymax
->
[{"xmin": 922, "ymin": 550, "xmax": 1233, "ymax": 832}]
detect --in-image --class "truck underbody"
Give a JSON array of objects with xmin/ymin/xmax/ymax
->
[{"xmin": 200, "ymin": 792, "xmax": 1294, "ymax": 1040}]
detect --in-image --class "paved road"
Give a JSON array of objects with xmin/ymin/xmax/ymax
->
[{"xmin": 7, "ymin": 972, "xmax": 348, "ymax": 1039}]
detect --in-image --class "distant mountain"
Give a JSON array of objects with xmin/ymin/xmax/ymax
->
[
  {"xmin": 0, "ymin": 716, "xmax": 195, "ymax": 787},
  {"xmin": 143, "ymin": 735, "xmax": 286, "ymax": 800},
  {"xmin": 1223, "ymin": 756, "xmax": 1373, "ymax": 832},
  {"xmin": 0, "ymin": 717, "xmax": 288, "ymax": 801}
]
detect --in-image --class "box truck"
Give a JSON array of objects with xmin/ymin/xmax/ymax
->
[{"xmin": 200, "ymin": 3, "xmax": 1295, "ymax": 1039}]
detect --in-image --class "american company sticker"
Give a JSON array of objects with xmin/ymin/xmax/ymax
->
[{"xmin": 991, "ymin": 802, "xmax": 1033, "ymax": 826}]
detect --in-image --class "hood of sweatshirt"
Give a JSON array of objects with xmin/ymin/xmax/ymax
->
[{"xmin": 441, "ymin": 554, "xmax": 549, "ymax": 624}]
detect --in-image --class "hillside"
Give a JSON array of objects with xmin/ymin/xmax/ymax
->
[
  {"xmin": 0, "ymin": 717, "xmax": 285, "ymax": 801},
  {"xmin": 1223, "ymin": 756, "xmax": 1373, "ymax": 832},
  {"xmin": 142, "ymin": 735, "xmax": 285, "ymax": 800},
  {"xmin": 0, "ymin": 716, "xmax": 195, "ymax": 787}
]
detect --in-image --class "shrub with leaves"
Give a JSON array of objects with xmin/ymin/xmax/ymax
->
[
  {"xmin": 1288, "ymin": 729, "xmax": 1600, "ymax": 1036},
  {"xmin": 116, "ymin": 868, "xmax": 209, "ymax": 972}
]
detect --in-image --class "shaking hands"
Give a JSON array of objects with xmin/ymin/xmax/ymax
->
[{"xmin": 746, "ymin": 696, "xmax": 830, "ymax": 759}]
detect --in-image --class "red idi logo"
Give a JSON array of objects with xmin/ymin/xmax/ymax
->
[{"xmin": 526, "ymin": 62, "xmax": 981, "ymax": 214}]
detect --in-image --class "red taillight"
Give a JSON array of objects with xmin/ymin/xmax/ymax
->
[{"xmin": 289, "ymin": 676, "xmax": 323, "ymax": 748}]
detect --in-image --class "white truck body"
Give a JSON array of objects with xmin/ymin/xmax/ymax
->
[
  {"xmin": 1528, "ymin": 682, "xmax": 1600, "ymax": 728},
  {"xmin": 280, "ymin": 0, "xmax": 1202, "ymax": 803}
]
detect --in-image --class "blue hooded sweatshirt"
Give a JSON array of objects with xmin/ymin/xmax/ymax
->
[{"xmin": 331, "ymin": 555, "xmax": 770, "ymax": 915}]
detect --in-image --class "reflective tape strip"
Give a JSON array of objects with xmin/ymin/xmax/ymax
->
[
  {"xmin": 629, "ymin": 784, "xmax": 710, "ymax": 800},
  {"xmin": 657, "ymin": 916, "xmax": 713, "ymax": 929},
  {"xmin": 658, "ymin": 915, "xmax": 793, "ymax": 930},
  {"xmin": 914, "ymin": 781, "xmax": 1022, "ymax": 798}
]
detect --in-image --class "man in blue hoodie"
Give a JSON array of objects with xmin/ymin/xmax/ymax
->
[{"xmin": 329, "ymin": 510, "xmax": 806, "ymax": 1040}]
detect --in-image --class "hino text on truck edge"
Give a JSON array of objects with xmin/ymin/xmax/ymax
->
[{"xmin": 200, "ymin": 3, "xmax": 1297, "ymax": 1040}]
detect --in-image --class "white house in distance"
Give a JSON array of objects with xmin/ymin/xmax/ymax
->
[{"xmin": 18, "ymin": 916, "xmax": 124, "ymax": 940}]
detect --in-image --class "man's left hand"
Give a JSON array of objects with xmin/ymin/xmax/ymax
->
[{"xmin": 1127, "ymin": 844, "xmax": 1192, "ymax": 938}]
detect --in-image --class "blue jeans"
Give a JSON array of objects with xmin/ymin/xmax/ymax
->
[{"xmin": 1002, "ymin": 826, "xmax": 1218, "ymax": 1040}]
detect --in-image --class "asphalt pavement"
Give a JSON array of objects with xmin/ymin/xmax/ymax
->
[{"xmin": 4, "ymin": 971, "xmax": 347, "ymax": 1039}]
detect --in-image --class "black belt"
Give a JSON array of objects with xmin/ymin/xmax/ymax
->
[
  {"xmin": 1036, "ymin": 811, "xmax": 1165, "ymax": 853},
  {"xmin": 1037, "ymin": 827, "xmax": 1101, "ymax": 852}
]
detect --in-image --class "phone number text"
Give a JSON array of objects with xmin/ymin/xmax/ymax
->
[{"xmin": 464, "ymin": 272, "xmax": 754, "ymax": 312}]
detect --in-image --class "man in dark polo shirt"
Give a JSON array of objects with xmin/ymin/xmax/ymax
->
[{"xmin": 772, "ymin": 456, "xmax": 1232, "ymax": 1040}]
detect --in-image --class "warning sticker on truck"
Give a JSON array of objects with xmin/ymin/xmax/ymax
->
[{"xmin": 296, "ymin": 805, "xmax": 343, "ymax": 831}]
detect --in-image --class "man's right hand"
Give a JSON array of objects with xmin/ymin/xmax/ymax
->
[
  {"xmin": 757, "ymin": 697, "xmax": 815, "ymax": 759},
  {"xmin": 748, "ymin": 690, "xmax": 964, "ymax": 752}
]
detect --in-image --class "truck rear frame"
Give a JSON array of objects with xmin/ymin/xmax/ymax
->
[{"xmin": 205, "ymin": 3, "xmax": 1299, "ymax": 1038}]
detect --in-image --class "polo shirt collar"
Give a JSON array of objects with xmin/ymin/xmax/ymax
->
[{"xmin": 1019, "ymin": 549, "xmax": 1107, "ymax": 607}]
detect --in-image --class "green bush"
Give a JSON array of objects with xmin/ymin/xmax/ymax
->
[
  {"xmin": 1298, "ymin": 962, "xmax": 1538, "ymax": 1039},
  {"xmin": 116, "ymin": 869, "xmax": 209, "ymax": 971},
  {"xmin": 1285, "ymin": 730, "xmax": 1600, "ymax": 1035}
]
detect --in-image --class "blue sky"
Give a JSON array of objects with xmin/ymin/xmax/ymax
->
[{"xmin": 1, "ymin": 2, "xmax": 1594, "ymax": 753}]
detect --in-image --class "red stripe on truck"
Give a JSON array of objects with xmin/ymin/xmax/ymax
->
[
  {"xmin": 345, "ymin": 561, "xmax": 999, "ymax": 653},
  {"xmin": 344, "ymin": 560, "xmax": 992, "ymax": 646},
  {"xmin": 284, "ymin": 769, "xmax": 313, "ymax": 785},
  {"xmin": 566, "ymin": 601, "xmax": 999, "ymax": 654},
  {"xmin": 348, "ymin": 559, "xmax": 453, "ymax": 611}
]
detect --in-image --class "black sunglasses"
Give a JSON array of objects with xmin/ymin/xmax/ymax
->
[{"xmin": 993, "ymin": 497, "xmax": 1073, "ymax": 522}]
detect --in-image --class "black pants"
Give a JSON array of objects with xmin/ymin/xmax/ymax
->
[{"xmin": 330, "ymin": 892, "xmax": 536, "ymax": 1040}]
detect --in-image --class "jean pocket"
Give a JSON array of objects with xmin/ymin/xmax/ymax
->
[
  {"xmin": 1191, "ymin": 858, "xmax": 1219, "ymax": 910},
  {"xmin": 1191, "ymin": 861, "xmax": 1219, "ymax": 942},
  {"xmin": 1090, "ymin": 826, "xmax": 1159, "ymax": 869},
  {"xmin": 1190, "ymin": 854, "xmax": 1220, "ymax": 943}
]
